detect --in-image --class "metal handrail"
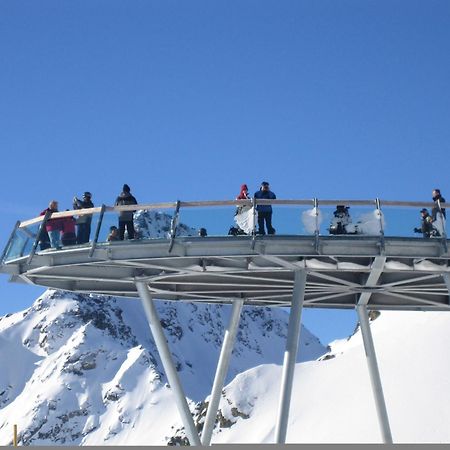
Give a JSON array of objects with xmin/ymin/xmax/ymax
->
[{"xmin": 17, "ymin": 199, "xmax": 449, "ymax": 229}]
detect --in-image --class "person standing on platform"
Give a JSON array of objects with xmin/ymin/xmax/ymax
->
[
  {"xmin": 73, "ymin": 192, "xmax": 94, "ymax": 244},
  {"xmin": 254, "ymin": 181, "xmax": 276, "ymax": 235},
  {"xmin": 115, "ymin": 184, "xmax": 138, "ymax": 240},
  {"xmin": 432, "ymin": 188, "xmax": 446, "ymax": 221},
  {"xmin": 61, "ymin": 211, "xmax": 77, "ymax": 246},
  {"xmin": 40, "ymin": 200, "xmax": 63, "ymax": 249}
]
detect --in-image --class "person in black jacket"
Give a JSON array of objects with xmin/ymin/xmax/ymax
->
[
  {"xmin": 115, "ymin": 184, "xmax": 138, "ymax": 240},
  {"xmin": 254, "ymin": 181, "xmax": 276, "ymax": 235},
  {"xmin": 432, "ymin": 188, "xmax": 446, "ymax": 221},
  {"xmin": 73, "ymin": 192, "xmax": 94, "ymax": 244}
]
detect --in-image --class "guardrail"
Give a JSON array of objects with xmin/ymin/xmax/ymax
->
[{"xmin": 1, "ymin": 198, "xmax": 448, "ymax": 264}]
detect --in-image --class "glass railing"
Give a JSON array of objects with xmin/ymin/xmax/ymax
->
[{"xmin": 1, "ymin": 199, "xmax": 447, "ymax": 263}]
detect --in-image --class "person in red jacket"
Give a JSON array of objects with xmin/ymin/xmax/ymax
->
[
  {"xmin": 236, "ymin": 184, "xmax": 250, "ymax": 200},
  {"xmin": 40, "ymin": 201, "xmax": 63, "ymax": 249},
  {"xmin": 61, "ymin": 211, "xmax": 77, "ymax": 246}
]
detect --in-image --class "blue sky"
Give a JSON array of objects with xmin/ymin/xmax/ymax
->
[{"xmin": 0, "ymin": 0, "xmax": 449, "ymax": 345}]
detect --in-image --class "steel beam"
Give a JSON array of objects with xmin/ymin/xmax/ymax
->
[
  {"xmin": 201, "ymin": 298, "xmax": 244, "ymax": 445},
  {"xmin": 135, "ymin": 281, "xmax": 201, "ymax": 446},
  {"xmin": 274, "ymin": 269, "xmax": 307, "ymax": 443},
  {"xmin": 356, "ymin": 304, "xmax": 393, "ymax": 443}
]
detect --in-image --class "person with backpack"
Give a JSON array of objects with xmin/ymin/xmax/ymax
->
[
  {"xmin": 73, "ymin": 191, "xmax": 94, "ymax": 244},
  {"xmin": 254, "ymin": 181, "xmax": 276, "ymax": 235},
  {"xmin": 414, "ymin": 208, "xmax": 439, "ymax": 238},
  {"xmin": 115, "ymin": 184, "xmax": 138, "ymax": 240}
]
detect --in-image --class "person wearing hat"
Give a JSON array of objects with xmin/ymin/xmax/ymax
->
[
  {"xmin": 115, "ymin": 184, "xmax": 138, "ymax": 240},
  {"xmin": 73, "ymin": 191, "xmax": 94, "ymax": 244},
  {"xmin": 107, "ymin": 226, "xmax": 120, "ymax": 242},
  {"xmin": 254, "ymin": 181, "xmax": 276, "ymax": 235},
  {"xmin": 414, "ymin": 208, "xmax": 439, "ymax": 238}
]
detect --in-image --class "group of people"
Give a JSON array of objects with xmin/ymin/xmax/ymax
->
[
  {"xmin": 414, "ymin": 189, "xmax": 446, "ymax": 238},
  {"xmin": 327, "ymin": 189, "xmax": 446, "ymax": 238},
  {"xmin": 234, "ymin": 181, "xmax": 277, "ymax": 235},
  {"xmin": 39, "ymin": 184, "xmax": 138, "ymax": 250},
  {"xmin": 38, "ymin": 184, "xmax": 446, "ymax": 250},
  {"xmin": 230, "ymin": 184, "xmax": 446, "ymax": 239}
]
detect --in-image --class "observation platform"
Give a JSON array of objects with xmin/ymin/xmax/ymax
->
[{"xmin": 1, "ymin": 198, "xmax": 449, "ymax": 311}]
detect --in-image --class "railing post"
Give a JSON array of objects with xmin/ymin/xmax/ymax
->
[
  {"xmin": 0, "ymin": 220, "xmax": 20, "ymax": 263},
  {"xmin": 89, "ymin": 204, "xmax": 106, "ymax": 258},
  {"xmin": 375, "ymin": 198, "xmax": 385, "ymax": 254},
  {"xmin": 168, "ymin": 201, "xmax": 181, "ymax": 253},
  {"xmin": 27, "ymin": 210, "xmax": 52, "ymax": 265},
  {"xmin": 13, "ymin": 424, "xmax": 18, "ymax": 447},
  {"xmin": 251, "ymin": 196, "xmax": 257, "ymax": 250},
  {"xmin": 313, "ymin": 198, "xmax": 320, "ymax": 253}
]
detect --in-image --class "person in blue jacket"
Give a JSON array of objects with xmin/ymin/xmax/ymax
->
[{"xmin": 254, "ymin": 181, "xmax": 276, "ymax": 235}]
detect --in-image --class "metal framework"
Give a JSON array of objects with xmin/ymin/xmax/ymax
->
[{"xmin": 1, "ymin": 198, "xmax": 449, "ymax": 445}]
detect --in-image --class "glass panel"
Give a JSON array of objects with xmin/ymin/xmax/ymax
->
[
  {"xmin": 318, "ymin": 204, "xmax": 383, "ymax": 237},
  {"xmin": 3, "ymin": 222, "xmax": 43, "ymax": 261},
  {"xmin": 178, "ymin": 206, "xmax": 237, "ymax": 237},
  {"xmin": 134, "ymin": 207, "xmax": 177, "ymax": 240},
  {"xmin": 3, "ymin": 228, "xmax": 28, "ymax": 261},
  {"xmin": 97, "ymin": 207, "xmax": 183, "ymax": 243},
  {"xmin": 276, "ymin": 205, "xmax": 316, "ymax": 236}
]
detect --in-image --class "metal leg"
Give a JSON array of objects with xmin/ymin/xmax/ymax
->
[
  {"xmin": 274, "ymin": 269, "xmax": 307, "ymax": 443},
  {"xmin": 135, "ymin": 281, "xmax": 201, "ymax": 446},
  {"xmin": 201, "ymin": 298, "xmax": 244, "ymax": 446},
  {"xmin": 356, "ymin": 305, "xmax": 393, "ymax": 443},
  {"xmin": 443, "ymin": 274, "xmax": 450, "ymax": 302}
]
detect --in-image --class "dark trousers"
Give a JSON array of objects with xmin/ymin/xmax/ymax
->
[
  {"xmin": 62, "ymin": 232, "xmax": 77, "ymax": 246},
  {"xmin": 39, "ymin": 230, "xmax": 51, "ymax": 250},
  {"xmin": 77, "ymin": 223, "xmax": 91, "ymax": 244},
  {"xmin": 257, "ymin": 211, "xmax": 275, "ymax": 235},
  {"xmin": 119, "ymin": 220, "xmax": 135, "ymax": 240}
]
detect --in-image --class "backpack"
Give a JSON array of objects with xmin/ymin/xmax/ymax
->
[{"xmin": 228, "ymin": 226, "xmax": 246, "ymax": 236}]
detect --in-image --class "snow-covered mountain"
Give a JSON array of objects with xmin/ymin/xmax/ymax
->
[
  {"xmin": 0, "ymin": 290, "xmax": 325, "ymax": 445},
  {"xmin": 133, "ymin": 209, "xmax": 197, "ymax": 239}
]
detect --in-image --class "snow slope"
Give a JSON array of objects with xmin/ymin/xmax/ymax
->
[{"xmin": 209, "ymin": 310, "xmax": 450, "ymax": 444}]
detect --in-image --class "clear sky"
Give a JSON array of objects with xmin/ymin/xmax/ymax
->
[{"xmin": 0, "ymin": 0, "xmax": 449, "ymax": 345}]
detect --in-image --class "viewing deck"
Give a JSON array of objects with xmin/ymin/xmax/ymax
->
[{"xmin": 1, "ymin": 198, "xmax": 449, "ymax": 310}]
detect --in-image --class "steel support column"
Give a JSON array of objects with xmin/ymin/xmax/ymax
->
[
  {"xmin": 135, "ymin": 281, "xmax": 201, "ymax": 446},
  {"xmin": 274, "ymin": 269, "xmax": 307, "ymax": 443},
  {"xmin": 201, "ymin": 298, "xmax": 244, "ymax": 446},
  {"xmin": 443, "ymin": 273, "xmax": 450, "ymax": 302},
  {"xmin": 356, "ymin": 304, "xmax": 393, "ymax": 443}
]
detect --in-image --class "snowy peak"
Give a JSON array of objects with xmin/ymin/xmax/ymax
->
[
  {"xmin": 0, "ymin": 290, "xmax": 326, "ymax": 445},
  {"xmin": 133, "ymin": 209, "xmax": 196, "ymax": 239}
]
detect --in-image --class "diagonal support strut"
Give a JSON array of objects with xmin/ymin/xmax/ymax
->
[
  {"xmin": 201, "ymin": 298, "xmax": 244, "ymax": 445},
  {"xmin": 135, "ymin": 281, "xmax": 201, "ymax": 446},
  {"xmin": 356, "ymin": 255, "xmax": 393, "ymax": 443}
]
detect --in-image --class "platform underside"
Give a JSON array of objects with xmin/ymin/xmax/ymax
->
[{"xmin": 2, "ymin": 235, "xmax": 450, "ymax": 310}]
